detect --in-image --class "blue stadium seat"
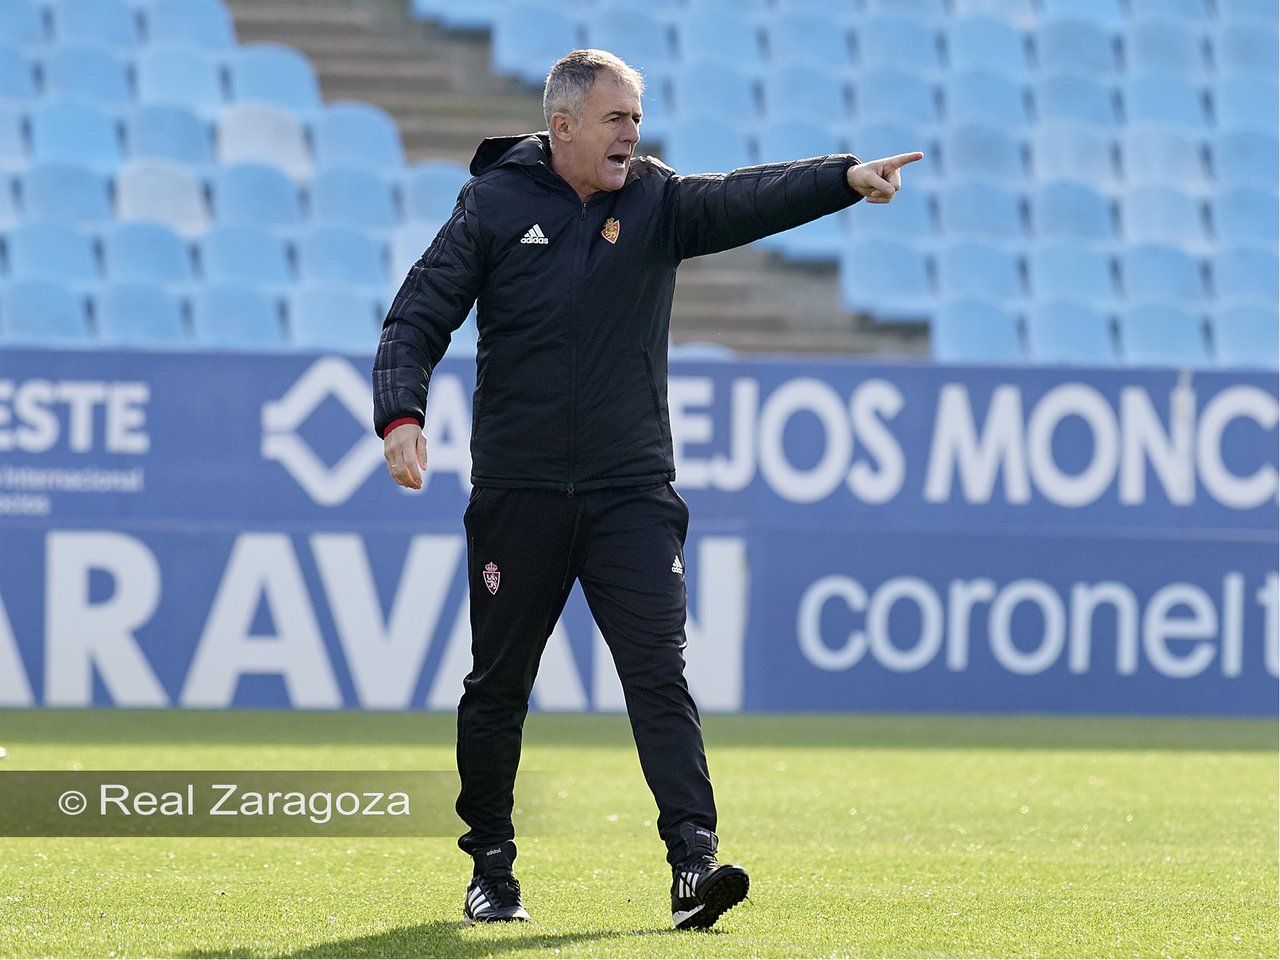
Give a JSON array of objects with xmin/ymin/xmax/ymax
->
[
  {"xmin": 0, "ymin": 0, "xmax": 44, "ymax": 49},
  {"xmin": 865, "ymin": 0, "xmax": 949, "ymax": 18},
  {"xmin": 951, "ymin": 0, "xmax": 1035, "ymax": 24},
  {"xmin": 1040, "ymin": 0, "xmax": 1124, "ymax": 29},
  {"xmin": 1121, "ymin": 186, "xmax": 1207, "ymax": 246},
  {"xmin": 416, "ymin": 0, "xmax": 502, "ymax": 31},
  {"xmin": 126, "ymin": 105, "xmax": 213, "ymax": 166},
  {"xmin": 757, "ymin": 211, "xmax": 845, "ymax": 263},
  {"xmin": 313, "ymin": 103, "xmax": 405, "ymax": 172},
  {"xmin": 390, "ymin": 222, "xmax": 439, "ymax": 278},
  {"xmin": 51, "ymin": 0, "xmax": 138, "ymax": 49},
  {"xmin": 1213, "ymin": 304, "xmax": 1278, "ymax": 368},
  {"xmin": 200, "ymin": 225, "xmax": 291, "ymax": 287},
  {"xmin": 1213, "ymin": 246, "xmax": 1279, "ymax": 302},
  {"xmin": 1127, "ymin": 19, "xmax": 1206, "ymax": 76},
  {"xmin": 855, "ymin": 16, "xmax": 941, "ymax": 71},
  {"xmin": 1214, "ymin": 131, "xmax": 1278, "ymax": 186},
  {"xmin": 30, "ymin": 103, "xmax": 121, "ymax": 170},
  {"xmin": 289, "ymin": 284, "xmax": 379, "ymax": 353},
  {"xmin": 854, "ymin": 122, "xmax": 939, "ymax": 181},
  {"xmin": 767, "ymin": 14, "xmax": 853, "ymax": 69},
  {"xmin": 230, "ymin": 44, "xmax": 322, "ymax": 114},
  {"xmin": 1120, "ymin": 304, "xmax": 1210, "ymax": 367},
  {"xmin": 1212, "ymin": 188, "xmax": 1278, "ymax": 244},
  {"xmin": 947, "ymin": 71, "xmax": 1026, "ymax": 127},
  {"xmin": 211, "ymin": 163, "xmax": 302, "ymax": 228},
  {"xmin": 103, "ymin": 221, "xmax": 194, "ymax": 283},
  {"xmin": 1215, "ymin": 76, "xmax": 1278, "ymax": 132},
  {"xmin": 191, "ymin": 284, "xmax": 284, "ymax": 350},
  {"xmin": 1031, "ymin": 123, "xmax": 1118, "ymax": 186},
  {"xmin": 839, "ymin": 237, "xmax": 932, "ymax": 320},
  {"xmin": 678, "ymin": 12, "xmax": 762, "ymax": 68},
  {"xmin": 0, "ymin": 44, "xmax": 35, "ymax": 102},
  {"xmin": 1130, "ymin": 0, "xmax": 1208, "ymax": 21},
  {"xmin": 145, "ymin": 0, "xmax": 236, "ymax": 49},
  {"xmin": 1028, "ymin": 244, "xmax": 1118, "ymax": 305},
  {"xmin": 1037, "ymin": 19, "xmax": 1117, "ymax": 76},
  {"xmin": 1122, "ymin": 245, "xmax": 1206, "ymax": 303},
  {"xmin": 757, "ymin": 121, "xmax": 844, "ymax": 162},
  {"xmin": 0, "ymin": 280, "xmax": 89, "ymax": 345},
  {"xmin": 671, "ymin": 63, "xmax": 758, "ymax": 121},
  {"xmin": 1033, "ymin": 181, "xmax": 1117, "ymax": 243},
  {"xmin": 1216, "ymin": 24, "xmax": 1279, "ymax": 75},
  {"xmin": 95, "ymin": 283, "xmax": 187, "ymax": 346},
  {"xmin": 6, "ymin": 222, "xmax": 99, "ymax": 283},
  {"xmin": 940, "ymin": 124, "xmax": 1025, "ymax": 180},
  {"xmin": 297, "ymin": 227, "xmax": 386, "ymax": 287},
  {"xmin": 936, "ymin": 241, "xmax": 1023, "ymax": 301},
  {"xmin": 1217, "ymin": 0, "xmax": 1278, "ymax": 20},
  {"xmin": 217, "ymin": 103, "xmax": 312, "ymax": 180},
  {"xmin": 115, "ymin": 159, "xmax": 209, "ymax": 236},
  {"xmin": 404, "ymin": 161, "xmax": 470, "ymax": 224},
  {"xmin": 0, "ymin": 110, "xmax": 24, "ymax": 172},
  {"xmin": 931, "ymin": 300, "xmax": 1022, "ymax": 363},
  {"xmin": 1125, "ymin": 75, "xmax": 1209, "ymax": 129},
  {"xmin": 855, "ymin": 70, "xmax": 937, "ymax": 125},
  {"xmin": 0, "ymin": 176, "xmax": 13, "ymax": 228},
  {"xmin": 848, "ymin": 185, "xmax": 933, "ymax": 239},
  {"xmin": 310, "ymin": 167, "xmax": 398, "ymax": 230},
  {"xmin": 20, "ymin": 163, "xmax": 111, "ymax": 223},
  {"xmin": 1121, "ymin": 125, "xmax": 1207, "ymax": 187},
  {"xmin": 1035, "ymin": 74, "xmax": 1117, "ymax": 126},
  {"xmin": 491, "ymin": 3, "xmax": 579, "ymax": 85},
  {"xmin": 948, "ymin": 17, "xmax": 1028, "ymax": 76},
  {"xmin": 41, "ymin": 46, "xmax": 132, "ymax": 108},
  {"xmin": 763, "ymin": 67, "xmax": 849, "ymax": 122},
  {"xmin": 136, "ymin": 45, "xmax": 226, "ymax": 117},
  {"xmin": 1025, "ymin": 302, "xmax": 1116, "ymax": 365},
  {"xmin": 584, "ymin": 10, "xmax": 674, "ymax": 77},
  {"xmin": 939, "ymin": 183, "xmax": 1023, "ymax": 239},
  {"xmin": 664, "ymin": 119, "xmax": 753, "ymax": 174}
]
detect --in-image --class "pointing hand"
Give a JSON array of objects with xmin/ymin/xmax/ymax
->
[{"xmin": 847, "ymin": 151, "xmax": 925, "ymax": 204}]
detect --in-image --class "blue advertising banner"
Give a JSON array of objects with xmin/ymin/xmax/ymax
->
[{"xmin": 0, "ymin": 347, "xmax": 1275, "ymax": 715}]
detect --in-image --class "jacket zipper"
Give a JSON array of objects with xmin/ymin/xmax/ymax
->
[{"xmin": 567, "ymin": 200, "xmax": 587, "ymax": 497}]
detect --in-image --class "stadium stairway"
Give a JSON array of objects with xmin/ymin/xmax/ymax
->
[{"xmin": 225, "ymin": 0, "xmax": 927, "ymax": 356}]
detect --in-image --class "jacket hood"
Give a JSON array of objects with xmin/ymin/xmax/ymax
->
[{"xmin": 469, "ymin": 132, "xmax": 551, "ymax": 176}]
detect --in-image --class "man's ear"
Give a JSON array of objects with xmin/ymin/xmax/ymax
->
[{"xmin": 549, "ymin": 111, "xmax": 574, "ymax": 148}]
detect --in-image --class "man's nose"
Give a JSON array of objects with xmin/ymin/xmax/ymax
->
[{"xmin": 620, "ymin": 119, "xmax": 639, "ymax": 144}]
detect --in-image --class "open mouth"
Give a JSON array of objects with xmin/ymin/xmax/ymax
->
[{"xmin": 607, "ymin": 152, "xmax": 629, "ymax": 170}]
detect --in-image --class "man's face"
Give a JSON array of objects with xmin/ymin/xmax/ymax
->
[{"xmin": 553, "ymin": 72, "xmax": 642, "ymax": 196}]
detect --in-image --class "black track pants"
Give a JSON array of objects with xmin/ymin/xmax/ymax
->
[{"xmin": 455, "ymin": 481, "xmax": 716, "ymax": 865}]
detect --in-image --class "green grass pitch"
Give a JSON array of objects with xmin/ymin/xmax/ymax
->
[{"xmin": 0, "ymin": 710, "xmax": 1274, "ymax": 958}]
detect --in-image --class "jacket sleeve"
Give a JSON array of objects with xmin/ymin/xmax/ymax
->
[
  {"xmin": 372, "ymin": 185, "xmax": 485, "ymax": 439},
  {"xmin": 665, "ymin": 154, "xmax": 862, "ymax": 260}
]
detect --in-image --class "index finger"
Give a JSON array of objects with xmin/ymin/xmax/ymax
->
[{"xmin": 882, "ymin": 151, "xmax": 925, "ymax": 171}]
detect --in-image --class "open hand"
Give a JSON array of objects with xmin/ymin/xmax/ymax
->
[
  {"xmin": 847, "ymin": 151, "xmax": 925, "ymax": 204},
  {"xmin": 384, "ymin": 422, "xmax": 428, "ymax": 490}
]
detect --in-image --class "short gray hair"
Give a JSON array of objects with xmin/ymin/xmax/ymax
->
[{"xmin": 543, "ymin": 49, "xmax": 644, "ymax": 140}]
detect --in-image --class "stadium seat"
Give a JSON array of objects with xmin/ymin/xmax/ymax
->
[
  {"xmin": 144, "ymin": 0, "xmax": 236, "ymax": 50},
  {"xmin": 0, "ymin": 0, "xmax": 44, "ymax": 49},
  {"xmin": 217, "ymin": 103, "xmax": 312, "ymax": 180},
  {"xmin": 847, "ymin": 185, "xmax": 933, "ymax": 239},
  {"xmin": 492, "ymin": 3, "xmax": 580, "ymax": 86},
  {"xmin": 200, "ymin": 225, "xmax": 292, "ymax": 287},
  {"xmin": 297, "ymin": 227, "xmax": 386, "ymax": 287},
  {"xmin": 1040, "ymin": 0, "xmax": 1124, "ymax": 29},
  {"xmin": 1121, "ymin": 125, "xmax": 1208, "ymax": 188},
  {"xmin": 136, "ymin": 45, "xmax": 226, "ymax": 117},
  {"xmin": 390, "ymin": 222, "xmax": 440, "ymax": 278},
  {"xmin": 1216, "ymin": 24, "xmax": 1279, "ymax": 76},
  {"xmin": 310, "ymin": 167, "xmax": 399, "ymax": 230},
  {"xmin": 936, "ymin": 241, "xmax": 1023, "ymax": 301},
  {"xmin": 1213, "ymin": 304, "xmax": 1279, "ymax": 368},
  {"xmin": 671, "ymin": 64, "xmax": 759, "ymax": 121},
  {"xmin": 865, "ymin": 0, "xmax": 949, "ymax": 19},
  {"xmin": 115, "ymin": 159, "xmax": 209, "ymax": 237},
  {"xmin": 0, "ymin": 279, "xmax": 89, "ymax": 346},
  {"xmin": 6, "ymin": 222, "xmax": 99, "ymax": 283},
  {"xmin": 763, "ymin": 67, "xmax": 849, "ymax": 123},
  {"xmin": 1025, "ymin": 302, "xmax": 1116, "ymax": 365},
  {"xmin": 757, "ymin": 211, "xmax": 844, "ymax": 263},
  {"xmin": 103, "ymin": 221, "xmax": 195, "ymax": 283},
  {"xmin": 1212, "ymin": 246, "xmax": 1279, "ymax": 302},
  {"xmin": 948, "ymin": 17, "xmax": 1029, "ymax": 75},
  {"xmin": 1035, "ymin": 74, "xmax": 1117, "ymax": 126},
  {"xmin": 839, "ymin": 237, "xmax": 932, "ymax": 320},
  {"xmin": 0, "ymin": 44, "xmax": 35, "ymax": 102},
  {"xmin": 313, "ymin": 103, "xmax": 405, "ymax": 172},
  {"xmin": 0, "ymin": 109, "xmax": 22, "ymax": 174},
  {"xmin": 663, "ymin": 119, "xmax": 753, "ymax": 174},
  {"xmin": 1217, "ymin": 0, "xmax": 1278, "ymax": 20},
  {"xmin": 211, "ymin": 163, "xmax": 302, "ymax": 229},
  {"xmin": 1120, "ymin": 186, "xmax": 1207, "ymax": 247},
  {"xmin": 1027, "ymin": 244, "xmax": 1118, "ymax": 305},
  {"xmin": 127, "ymin": 105, "xmax": 214, "ymax": 167},
  {"xmin": 1125, "ymin": 75, "xmax": 1209, "ymax": 129},
  {"xmin": 584, "ymin": 10, "xmax": 674, "ymax": 77},
  {"xmin": 404, "ymin": 161, "xmax": 470, "ymax": 224},
  {"xmin": 289, "ymin": 284, "xmax": 380, "ymax": 353},
  {"xmin": 30, "ymin": 103, "xmax": 122, "ymax": 170},
  {"xmin": 767, "ymin": 14, "xmax": 853, "ymax": 69},
  {"xmin": 855, "ymin": 70, "xmax": 938, "ymax": 126},
  {"xmin": 190, "ymin": 284, "xmax": 285, "ymax": 350},
  {"xmin": 417, "ymin": 0, "xmax": 503, "ymax": 31},
  {"xmin": 940, "ymin": 124, "xmax": 1025, "ymax": 181},
  {"xmin": 1129, "ymin": 0, "xmax": 1208, "ymax": 21},
  {"xmin": 931, "ymin": 300, "xmax": 1023, "ymax": 363},
  {"xmin": 41, "ymin": 46, "xmax": 132, "ymax": 108},
  {"xmin": 939, "ymin": 183, "xmax": 1023, "ymax": 239},
  {"xmin": 1127, "ymin": 19, "xmax": 1207, "ymax": 76},
  {"xmin": 947, "ymin": 71, "xmax": 1027, "ymax": 127},
  {"xmin": 1037, "ymin": 19, "xmax": 1118, "ymax": 76},
  {"xmin": 230, "ymin": 44, "xmax": 322, "ymax": 114},
  {"xmin": 678, "ymin": 13, "xmax": 761, "ymax": 68},
  {"xmin": 1119, "ymin": 304, "xmax": 1210, "ymax": 367},
  {"xmin": 20, "ymin": 163, "xmax": 111, "ymax": 223},
  {"xmin": 757, "ymin": 121, "xmax": 844, "ymax": 163},
  {"xmin": 1213, "ymin": 130, "xmax": 1279, "ymax": 186},
  {"xmin": 50, "ymin": 0, "xmax": 139, "ymax": 49},
  {"xmin": 1215, "ymin": 77, "xmax": 1278, "ymax": 132},
  {"xmin": 855, "ymin": 16, "xmax": 942, "ymax": 72},
  {"xmin": 95, "ymin": 283, "xmax": 188, "ymax": 346},
  {"xmin": 951, "ymin": 0, "xmax": 1036, "ymax": 26},
  {"xmin": 1211, "ymin": 188, "xmax": 1278, "ymax": 244},
  {"xmin": 1121, "ymin": 244, "xmax": 1206, "ymax": 303},
  {"xmin": 1030, "ymin": 123, "xmax": 1119, "ymax": 186}
]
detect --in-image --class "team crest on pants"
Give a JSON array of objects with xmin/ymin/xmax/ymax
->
[
  {"xmin": 483, "ymin": 562, "xmax": 501, "ymax": 595},
  {"xmin": 601, "ymin": 217, "xmax": 620, "ymax": 244}
]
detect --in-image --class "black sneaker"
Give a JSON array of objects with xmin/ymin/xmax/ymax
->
[
  {"xmin": 670, "ymin": 823, "xmax": 749, "ymax": 930},
  {"xmin": 464, "ymin": 841, "xmax": 531, "ymax": 923}
]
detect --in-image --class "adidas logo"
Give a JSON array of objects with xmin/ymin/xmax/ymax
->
[
  {"xmin": 520, "ymin": 223, "xmax": 549, "ymax": 244},
  {"xmin": 672, "ymin": 555, "xmax": 684, "ymax": 575}
]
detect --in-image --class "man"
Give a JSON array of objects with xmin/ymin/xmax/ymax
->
[{"xmin": 372, "ymin": 49, "xmax": 922, "ymax": 929}]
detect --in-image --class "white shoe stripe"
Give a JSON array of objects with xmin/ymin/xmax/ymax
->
[{"xmin": 673, "ymin": 904, "xmax": 705, "ymax": 927}]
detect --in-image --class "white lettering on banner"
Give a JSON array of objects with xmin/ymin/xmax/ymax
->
[
  {"xmin": 848, "ymin": 379, "xmax": 906, "ymax": 505},
  {"xmin": 0, "ymin": 591, "xmax": 34, "ymax": 705},
  {"xmin": 1197, "ymin": 386, "xmax": 1279, "ymax": 509},
  {"xmin": 758, "ymin": 379, "xmax": 852, "ymax": 504},
  {"xmin": 924, "ymin": 385, "xmax": 1030, "ymax": 504},
  {"xmin": 798, "ymin": 572, "xmax": 1280, "ymax": 680},
  {"xmin": 1120, "ymin": 381, "xmax": 1195, "ymax": 505},
  {"xmin": 0, "ymin": 379, "xmax": 149, "ymax": 454},
  {"xmin": 1026, "ymin": 385, "xmax": 1119, "ymax": 508}
]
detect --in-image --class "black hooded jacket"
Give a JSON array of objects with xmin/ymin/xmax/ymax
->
[{"xmin": 372, "ymin": 133, "xmax": 862, "ymax": 493}]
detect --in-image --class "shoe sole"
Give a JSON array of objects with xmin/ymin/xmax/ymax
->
[{"xmin": 674, "ymin": 865, "xmax": 749, "ymax": 930}]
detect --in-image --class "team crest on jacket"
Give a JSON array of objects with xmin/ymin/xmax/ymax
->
[
  {"xmin": 601, "ymin": 217, "xmax": 620, "ymax": 244},
  {"xmin": 483, "ymin": 562, "xmax": 501, "ymax": 595}
]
